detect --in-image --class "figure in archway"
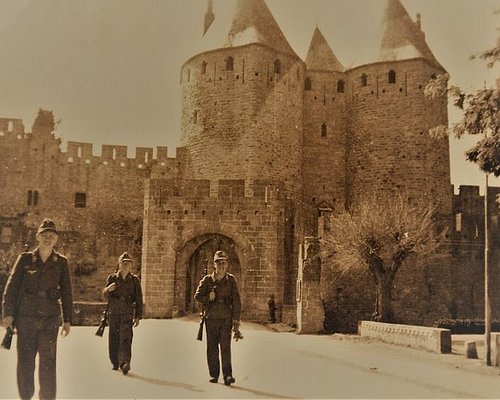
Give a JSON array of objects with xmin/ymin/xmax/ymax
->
[
  {"xmin": 184, "ymin": 235, "xmax": 241, "ymax": 314},
  {"xmin": 194, "ymin": 250, "xmax": 241, "ymax": 386}
]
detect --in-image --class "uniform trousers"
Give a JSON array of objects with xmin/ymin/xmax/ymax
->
[
  {"xmin": 205, "ymin": 318, "xmax": 232, "ymax": 379},
  {"xmin": 269, "ymin": 308, "xmax": 276, "ymax": 323},
  {"xmin": 16, "ymin": 315, "xmax": 59, "ymax": 400},
  {"xmin": 108, "ymin": 314, "xmax": 133, "ymax": 368}
]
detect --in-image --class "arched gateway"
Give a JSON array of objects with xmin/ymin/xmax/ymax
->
[
  {"xmin": 171, "ymin": 231, "xmax": 249, "ymax": 317},
  {"xmin": 181, "ymin": 233, "xmax": 241, "ymax": 313}
]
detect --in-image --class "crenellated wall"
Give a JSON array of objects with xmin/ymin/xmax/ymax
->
[
  {"xmin": 0, "ymin": 118, "xmax": 25, "ymax": 135},
  {"xmin": 2, "ymin": 1, "xmax": 496, "ymax": 333},
  {"xmin": 450, "ymin": 185, "xmax": 500, "ymax": 321},
  {"xmin": 142, "ymin": 171, "xmax": 290, "ymax": 321},
  {"xmin": 0, "ymin": 123, "xmax": 171, "ymax": 301}
]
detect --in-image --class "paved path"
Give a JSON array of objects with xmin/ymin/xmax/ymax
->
[{"xmin": 1, "ymin": 319, "xmax": 500, "ymax": 399}]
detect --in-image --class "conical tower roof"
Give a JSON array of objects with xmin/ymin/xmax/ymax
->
[
  {"xmin": 305, "ymin": 27, "xmax": 344, "ymax": 72},
  {"xmin": 197, "ymin": 0, "xmax": 299, "ymax": 59},
  {"xmin": 378, "ymin": 0, "xmax": 445, "ymax": 71}
]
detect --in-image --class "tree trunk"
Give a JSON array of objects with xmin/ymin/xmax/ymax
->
[{"xmin": 373, "ymin": 274, "xmax": 395, "ymax": 323}]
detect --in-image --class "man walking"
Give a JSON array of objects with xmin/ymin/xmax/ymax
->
[
  {"xmin": 102, "ymin": 252, "xmax": 143, "ymax": 375},
  {"xmin": 2, "ymin": 218, "xmax": 73, "ymax": 400},
  {"xmin": 194, "ymin": 250, "xmax": 241, "ymax": 386}
]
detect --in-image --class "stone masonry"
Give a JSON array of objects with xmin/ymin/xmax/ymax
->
[{"xmin": 1, "ymin": 0, "xmax": 499, "ymax": 332}]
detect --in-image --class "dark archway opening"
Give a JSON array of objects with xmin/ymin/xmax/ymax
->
[{"xmin": 184, "ymin": 234, "xmax": 241, "ymax": 314}]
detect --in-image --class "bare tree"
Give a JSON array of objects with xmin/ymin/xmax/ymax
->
[{"xmin": 321, "ymin": 194, "xmax": 447, "ymax": 323}]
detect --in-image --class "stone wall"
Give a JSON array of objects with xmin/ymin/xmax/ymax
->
[
  {"xmin": 180, "ymin": 44, "xmax": 304, "ymax": 198},
  {"xmin": 451, "ymin": 185, "xmax": 500, "ymax": 321},
  {"xmin": 346, "ymin": 59, "xmax": 451, "ymax": 216},
  {"xmin": 296, "ymin": 238, "xmax": 324, "ymax": 334},
  {"xmin": 0, "ymin": 119, "xmax": 168, "ymax": 301},
  {"xmin": 302, "ymin": 69, "xmax": 348, "ymax": 211},
  {"xmin": 2, "ymin": 1, "xmax": 499, "ymax": 333},
  {"xmin": 142, "ymin": 175, "xmax": 291, "ymax": 321},
  {"xmin": 358, "ymin": 320, "xmax": 452, "ymax": 353}
]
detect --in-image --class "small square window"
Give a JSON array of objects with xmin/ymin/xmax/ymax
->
[{"xmin": 75, "ymin": 192, "xmax": 87, "ymax": 208}]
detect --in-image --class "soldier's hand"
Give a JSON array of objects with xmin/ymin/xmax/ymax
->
[
  {"xmin": 106, "ymin": 283, "xmax": 117, "ymax": 292},
  {"xmin": 61, "ymin": 322, "xmax": 71, "ymax": 337},
  {"xmin": 133, "ymin": 318, "xmax": 140, "ymax": 327},
  {"xmin": 209, "ymin": 290, "xmax": 216, "ymax": 301},
  {"xmin": 2, "ymin": 316, "xmax": 14, "ymax": 330},
  {"xmin": 232, "ymin": 319, "xmax": 240, "ymax": 331}
]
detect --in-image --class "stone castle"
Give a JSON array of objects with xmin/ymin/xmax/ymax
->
[{"xmin": 0, "ymin": 0, "xmax": 498, "ymax": 332}]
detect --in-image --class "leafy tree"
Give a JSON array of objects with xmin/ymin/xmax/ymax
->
[
  {"xmin": 425, "ymin": 22, "xmax": 500, "ymax": 175},
  {"xmin": 32, "ymin": 108, "xmax": 61, "ymax": 133},
  {"xmin": 321, "ymin": 194, "xmax": 447, "ymax": 323}
]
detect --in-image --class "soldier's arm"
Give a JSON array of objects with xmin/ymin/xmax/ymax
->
[
  {"xmin": 60, "ymin": 258, "xmax": 74, "ymax": 324},
  {"xmin": 230, "ymin": 275, "xmax": 242, "ymax": 321},
  {"xmin": 2, "ymin": 254, "xmax": 28, "ymax": 319},
  {"xmin": 102, "ymin": 275, "xmax": 114, "ymax": 298},
  {"xmin": 134, "ymin": 276, "xmax": 143, "ymax": 319},
  {"xmin": 194, "ymin": 276, "xmax": 210, "ymax": 306}
]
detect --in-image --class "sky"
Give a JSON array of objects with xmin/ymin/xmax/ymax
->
[{"xmin": 0, "ymin": 0, "xmax": 498, "ymax": 189}]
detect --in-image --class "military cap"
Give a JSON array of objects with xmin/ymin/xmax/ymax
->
[
  {"xmin": 37, "ymin": 218, "xmax": 58, "ymax": 234},
  {"xmin": 213, "ymin": 250, "xmax": 228, "ymax": 261},
  {"xmin": 118, "ymin": 252, "xmax": 134, "ymax": 263}
]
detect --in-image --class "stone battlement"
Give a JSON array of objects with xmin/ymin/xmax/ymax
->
[
  {"xmin": 0, "ymin": 118, "xmax": 26, "ymax": 135},
  {"xmin": 65, "ymin": 141, "xmax": 170, "ymax": 166},
  {"xmin": 0, "ymin": 116, "xmax": 177, "ymax": 169},
  {"xmin": 147, "ymin": 178, "xmax": 285, "ymax": 201}
]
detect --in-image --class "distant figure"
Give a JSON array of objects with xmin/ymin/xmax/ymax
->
[
  {"xmin": 268, "ymin": 294, "xmax": 277, "ymax": 323},
  {"xmin": 102, "ymin": 252, "xmax": 143, "ymax": 375},
  {"xmin": 194, "ymin": 250, "xmax": 241, "ymax": 386},
  {"xmin": 2, "ymin": 218, "xmax": 73, "ymax": 400}
]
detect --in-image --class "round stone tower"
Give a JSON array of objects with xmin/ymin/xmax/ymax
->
[
  {"xmin": 180, "ymin": 0, "xmax": 304, "ymax": 197},
  {"xmin": 302, "ymin": 27, "xmax": 348, "ymax": 211},
  {"xmin": 346, "ymin": 0, "xmax": 452, "ymax": 215}
]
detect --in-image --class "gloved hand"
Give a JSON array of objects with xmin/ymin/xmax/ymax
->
[
  {"xmin": 60, "ymin": 322, "xmax": 71, "ymax": 337},
  {"xmin": 232, "ymin": 320, "xmax": 243, "ymax": 341}
]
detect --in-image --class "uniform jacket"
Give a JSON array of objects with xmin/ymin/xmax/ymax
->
[
  {"xmin": 104, "ymin": 272, "xmax": 143, "ymax": 319},
  {"xmin": 2, "ymin": 249, "xmax": 73, "ymax": 323},
  {"xmin": 194, "ymin": 273, "xmax": 241, "ymax": 320}
]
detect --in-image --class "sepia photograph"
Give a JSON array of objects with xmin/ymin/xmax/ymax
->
[{"xmin": 0, "ymin": 0, "xmax": 499, "ymax": 398}]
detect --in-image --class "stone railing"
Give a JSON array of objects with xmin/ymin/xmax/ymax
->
[{"xmin": 358, "ymin": 321, "xmax": 451, "ymax": 354}]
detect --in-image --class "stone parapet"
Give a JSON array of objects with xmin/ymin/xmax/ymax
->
[{"xmin": 358, "ymin": 320, "xmax": 451, "ymax": 353}]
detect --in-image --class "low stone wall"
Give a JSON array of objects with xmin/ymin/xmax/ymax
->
[
  {"xmin": 491, "ymin": 333, "xmax": 500, "ymax": 366},
  {"xmin": 358, "ymin": 321, "xmax": 451, "ymax": 354},
  {"xmin": 73, "ymin": 301, "xmax": 107, "ymax": 326}
]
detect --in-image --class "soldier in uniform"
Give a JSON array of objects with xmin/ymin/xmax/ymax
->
[
  {"xmin": 267, "ymin": 293, "xmax": 277, "ymax": 323},
  {"xmin": 102, "ymin": 252, "xmax": 143, "ymax": 375},
  {"xmin": 194, "ymin": 250, "xmax": 241, "ymax": 386},
  {"xmin": 2, "ymin": 218, "xmax": 73, "ymax": 400}
]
